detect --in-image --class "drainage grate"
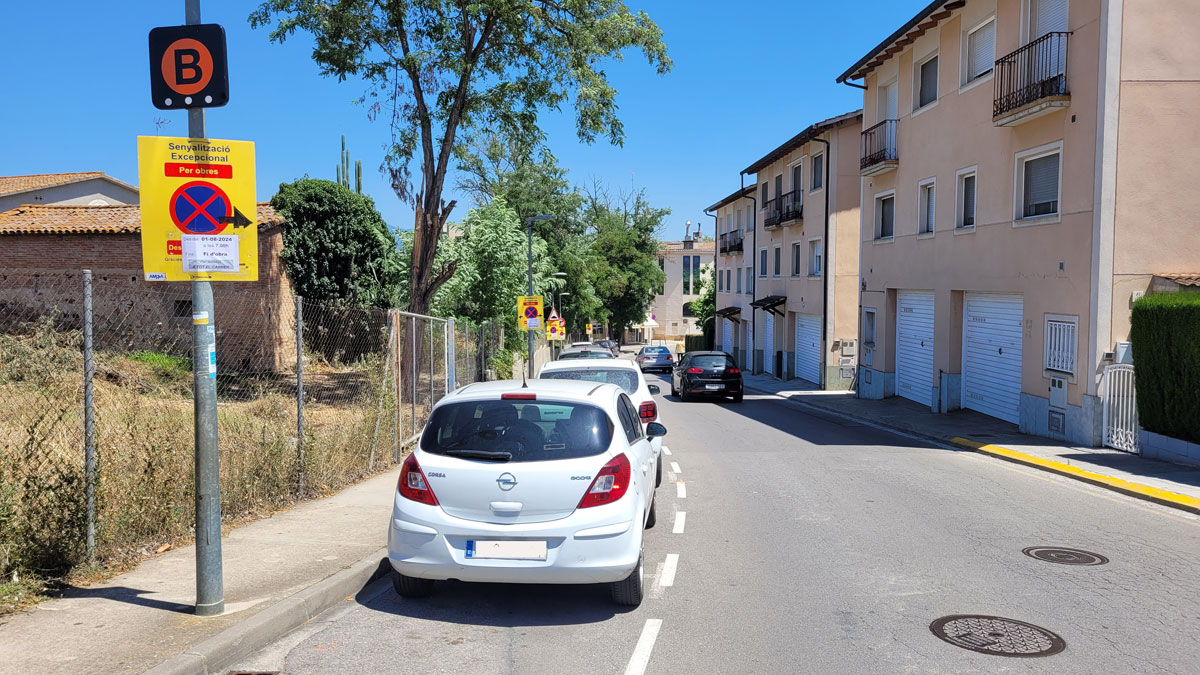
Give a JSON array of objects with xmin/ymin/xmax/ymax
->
[
  {"xmin": 930, "ymin": 615, "xmax": 1065, "ymax": 657},
  {"xmin": 1023, "ymin": 547, "xmax": 1108, "ymax": 566}
]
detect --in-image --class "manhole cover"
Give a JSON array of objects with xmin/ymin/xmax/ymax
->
[
  {"xmin": 1022, "ymin": 546, "xmax": 1108, "ymax": 566},
  {"xmin": 930, "ymin": 615, "xmax": 1065, "ymax": 657}
]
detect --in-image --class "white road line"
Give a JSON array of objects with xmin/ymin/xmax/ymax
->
[
  {"xmin": 623, "ymin": 619, "xmax": 663, "ymax": 675},
  {"xmin": 661, "ymin": 446, "xmax": 672, "ymax": 456},
  {"xmin": 676, "ymin": 481, "xmax": 686, "ymax": 499},
  {"xmin": 672, "ymin": 511, "xmax": 686, "ymax": 534},
  {"xmin": 659, "ymin": 554, "xmax": 679, "ymax": 587},
  {"xmin": 670, "ymin": 461, "xmax": 681, "ymax": 474}
]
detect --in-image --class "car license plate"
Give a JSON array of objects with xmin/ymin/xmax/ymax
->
[
  {"xmin": 705, "ymin": 384, "xmax": 723, "ymax": 390},
  {"xmin": 466, "ymin": 540, "xmax": 547, "ymax": 560}
]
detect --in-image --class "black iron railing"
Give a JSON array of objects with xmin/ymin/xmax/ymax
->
[
  {"xmin": 860, "ymin": 119, "xmax": 898, "ymax": 171},
  {"xmin": 994, "ymin": 32, "xmax": 1070, "ymax": 118},
  {"xmin": 763, "ymin": 196, "xmax": 781, "ymax": 228},
  {"xmin": 780, "ymin": 190, "xmax": 803, "ymax": 223},
  {"xmin": 719, "ymin": 230, "xmax": 744, "ymax": 254}
]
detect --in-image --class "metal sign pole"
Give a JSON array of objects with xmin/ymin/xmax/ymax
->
[{"xmin": 186, "ymin": 0, "xmax": 224, "ymax": 618}]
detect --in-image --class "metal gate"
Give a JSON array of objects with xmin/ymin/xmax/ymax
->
[{"xmin": 1102, "ymin": 364, "xmax": 1139, "ymax": 453}]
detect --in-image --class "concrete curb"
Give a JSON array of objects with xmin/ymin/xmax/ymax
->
[
  {"xmin": 951, "ymin": 437, "xmax": 1200, "ymax": 516},
  {"xmin": 742, "ymin": 382, "xmax": 1200, "ymax": 517},
  {"xmin": 144, "ymin": 548, "xmax": 391, "ymax": 675}
]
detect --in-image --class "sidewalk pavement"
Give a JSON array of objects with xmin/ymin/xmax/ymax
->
[
  {"xmin": 0, "ymin": 468, "xmax": 399, "ymax": 675},
  {"xmin": 741, "ymin": 372, "xmax": 1200, "ymax": 515}
]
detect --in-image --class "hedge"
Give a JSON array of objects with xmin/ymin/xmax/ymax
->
[
  {"xmin": 684, "ymin": 334, "xmax": 710, "ymax": 353},
  {"xmin": 1130, "ymin": 292, "xmax": 1200, "ymax": 443}
]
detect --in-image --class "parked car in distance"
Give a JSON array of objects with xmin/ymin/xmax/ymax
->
[
  {"xmin": 387, "ymin": 380, "xmax": 665, "ymax": 606},
  {"xmin": 595, "ymin": 339, "xmax": 619, "ymax": 356},
  {"xmin": 672, "ymin": 351, "xmax": 743, "ymax": 402},
  {"xmin": 570, "ymin": 341, "xmax": 593, "ymax": 348},
  {"xmin": 557, "ymin": 346, "xmax": 615, "ymax": 360},
  {"xmin": 635, "ymin": 345, "xmax": 674, "ymax": 373},
  {"xmin": 539, "ymin": 359, "xmax": 664, "ymax": 486}
]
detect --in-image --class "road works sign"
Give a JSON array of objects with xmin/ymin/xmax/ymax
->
[
  {"xmin": 586, "ymin": 323, "xmax": 594, "ymax": 336},
  {"xmin": 518, "ymin": 295, "xmax": 543, "ymax": 331},
  {"xmin": 547, "ymin": 320, "xmax": 565, "ymax": 341},
  {"xmin": 138, "ymin": 136, "xmax": 257, "ymax": 281},
  {"xmin": 149, "ymin": 24, "xmax": 229, "ymax": 110}
]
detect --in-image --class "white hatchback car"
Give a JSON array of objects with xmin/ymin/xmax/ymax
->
[
  {"xmin": 388, "ymin": 380, "xmax": 666, "ymax": 606},
  {"xmin": 538, "ymin": 359, "xmax": 664, "ymax": 487}
]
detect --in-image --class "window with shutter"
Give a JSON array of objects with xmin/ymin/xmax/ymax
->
[
  {"xmin": 759, "ymin": 249, "xmax": 767, "ymax": 278},
  {"xmin": 761, "ymin": 183, "xmax": 768, "ymax": 206},
  {"xmin": 876, "ymin": 194, "xmax": 895, "ymax": 239},
  {"xmin": 967, "ymin": 20, "xmax": 995, "ymax": 82},
  {"xmin": 773, "ymin": 246, "xmax": 781, "ymax": 277},
  {"xmin": 809, "ymin": 239, "xmax": 822, "ymax": 276},
  {"xmin": 811, "ymin": 154, "xmax": 823, "ymax": 190},
  {"xmin": 917, "ymin": 55, "xmax": 938, "ymax": 108},
  {"xmin": 919, "ymin": 180, "xmax": 936, "ymax": 234},
  {"xmin": 1032, "ymin": 0, "xmax": 1068, "ymax": 38},
  {"xmin": 791, "ymin": 165, "xmax": 802, "ymax": 198},
  {"xmin": 960, "ymin": 173, "xmax": 976, "ymax": 227},
  {"xmin": 1023, "ymin": 153, "xmax": 1060, "ymax": 217}
]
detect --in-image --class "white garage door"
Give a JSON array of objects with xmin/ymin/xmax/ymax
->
[
  {"xmin": 764, "ymin": 313, "xmax": 775, "ymax": 376},
  {"xmin": 794, "ymin": 314, "xmax": 821, "ymax": 384},
  {"xmin": 962, "ymin": 293, "xmax": 1023, "ymax": 424},
  {"xmin": 896, "ymin": 291, "xmax": 935, "ymax": 406},
  {"xmin": 745, "ymin": 321, "xmax": 753, "ymax": 369},
  {"xmin": 722, "ymin": 318, "xmax": 733, "ymax": 355}
]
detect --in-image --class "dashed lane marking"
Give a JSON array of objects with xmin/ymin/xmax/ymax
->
[
  {"xmin": 662, "ymin": 446, "xmax": 672, "ymax": 456},
  {"xmin": 659, "ymin": 554, "xmax": 679, "ymax": 587},
  {"xmin": 672, "ymin": 511, "xmax": 686, "ymax": 534},
  {"xmin": 676, "ymin": 481, "xmax": 686, "ymax": 499},
  {"xmin": 623, "ymin": 619, "xmax": 663, "ymax": 675},
  {"xmin": 670, "ymin": 461, "xmax": 681, "ymax": 474}
]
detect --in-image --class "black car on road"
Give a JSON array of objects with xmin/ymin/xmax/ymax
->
[{"xmin": 671, "ymin": 351, "xmax": 743, "ymax": 402}]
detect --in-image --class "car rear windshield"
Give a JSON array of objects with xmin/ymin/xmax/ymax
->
[
  {"xmin": 645, "ymin": 346, "xmax": 670, "ymax": 354},
  {"xmin": 692, "ymin": 355, "xmax": 736, "ymax": 369},
  {"xmin": 541, "ymin": 368, "xmax": 638, "ymax": 394},
  {"xmin": 421, "ymin": 400, "xmax": 614, "ymax": 462},
  {"xmin": 558, "ymin": 351, "xmax": 611, "ymax": 360}
]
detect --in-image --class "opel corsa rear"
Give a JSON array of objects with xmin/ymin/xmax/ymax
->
[{"xmin": 387, "ymin": 380, "xmax": 664, "ymax": 606}]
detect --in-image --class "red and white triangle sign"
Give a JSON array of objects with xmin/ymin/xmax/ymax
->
[{"xmin": 547, "ymin": 307, "xmax": 561, "ymax": 322}]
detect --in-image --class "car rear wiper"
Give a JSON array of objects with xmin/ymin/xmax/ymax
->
[{"xmin": 444, "ymin": 449, "xmax": 513, "ymax": 462}]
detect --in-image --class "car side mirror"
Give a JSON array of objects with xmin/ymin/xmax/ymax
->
[
  {"xmin": 645, "ymin": 422, "xmax": 667, "ymax": 438},
  {"xmin": 647, "ymin": 384, "xmax": 661, "ymax": 395}
]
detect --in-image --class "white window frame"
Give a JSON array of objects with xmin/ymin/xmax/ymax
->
[
  {"xmin": 791, "ymin": 241, "xmax": 804, "ymax": 276},
  {"xmin": 913, "ymin": 51, "xmax": 940, "ymax": 113},
  {"xmin": 955, "ymin": 165, "xmax": 979, "ymax": 230},
  {"xmin": 810, "ymin": 152, "xmax": 824, "ymax": 192},
  {"xmin": 808, "ymin": 237, "xmax": 823, "ymax": 277},
  {"xmin": 772, "ymin": 244, "xmax": 782, "ymax": 277},
  {"xmin": 961, "ymin": 17, "xmax": 997, "ymax": 88},
  {"xmin": 788, "ymin": 157, "xmax": 804, "ymax": 196},
  {"xmin": 917, "ymin": 177, "xmax": 936, "ymax": 236},
  {"xmin": 1044, "ymin": 313, "xmax": 1078, "ymax": 377},
  {"xmin": 736, "ymin": 265, "xmax": 743, "ymax": 293},
  {"xmin": 874, "ymin": 189, "xmax": 897, "ymax": 240},
  {"xmin": 745, "ymin": 266, "xmax": 752, "ymax": 293},
  {"xmin": 717, "ymin": 266, "xmax": 723, "ymax": 292},
  {"xmin": 1013, "ymin": 140, "xmax": 1064, "ymax": 225},
  {"xmin": 758, "ymin": 248, "xmax": 768, "ymax": 278}
]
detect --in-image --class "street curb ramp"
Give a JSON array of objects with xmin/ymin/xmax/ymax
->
[{"xmin": 144, "ymin": 548, "xmax": 391, "ymax": 675}]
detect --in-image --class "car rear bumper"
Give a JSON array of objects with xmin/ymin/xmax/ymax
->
[
  {"xmin": 387, "ymin": 497, "xmax": 642, "ymax": 584},
  {"xmin": 686, "ymin": 380, "xmax": 742, "ymax": 395}
]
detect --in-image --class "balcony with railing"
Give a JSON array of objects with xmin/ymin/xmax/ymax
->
[
  {"xmin": 860, "ymin": 119, "xmax": 898, "ymax": 176},
  {"xmin": 763, "ymin": 191, "xmax": 803, "ymax": 229},
  {"xmin": 763, "ymin": 196, "xmax": 781, "ymax": 228},
  {"xmin": 993, "ymin": 32, "xmax": 1070, "ymax": 126},
  {"xmin": 719, "ymin": 230, "xmax": 744, "ymax": 255}
]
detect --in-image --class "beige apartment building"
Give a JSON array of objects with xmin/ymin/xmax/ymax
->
[
  {"xmin": 712, "ymin": 111, "xmax": 863, "ymax": 388},
  {"xmin": 642, "ymin": 236, "xmax": 714, "ymax": 342},
  {"xmin": 837, "ymin": 0, "xmax": 1200, "ymax": 445}
]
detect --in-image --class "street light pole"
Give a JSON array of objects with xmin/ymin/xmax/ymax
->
[{"xmin": 525, "ymin": 215, "xmax": 553, "ymax": 378}]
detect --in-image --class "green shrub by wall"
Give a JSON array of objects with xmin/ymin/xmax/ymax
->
[
  {"xmin": 684, "ymin": 334, "xmax": 709, "ymax": 353},
  {"xmin": 1130, "ymin": 292, "xmax": 1200, "ymax": 443}
]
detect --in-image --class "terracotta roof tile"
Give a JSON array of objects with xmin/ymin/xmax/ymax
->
[
  {"xmin": 659, "ymin": 240, "xmax": 715, "ymax": 253},
  {"xmin": 1156, "ymin": 274, "xmax": 1200, "ymax": 287},
  {"xmin": 0, "ymin": 172, "xmax": 118, "ymax": 197},
  {"xmin": 0, "ymin": 203, "xmax": 284, "ymax": 235}
]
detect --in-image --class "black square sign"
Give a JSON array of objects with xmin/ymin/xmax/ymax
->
[{"xmin": 149, "ymin": 24, "xmax": 229, "ymax": 110}]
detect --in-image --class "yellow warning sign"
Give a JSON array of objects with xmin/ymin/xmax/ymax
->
[
  {"xmin": 547, "ymin": 320, "xmax": 565, "ymax": 341},
  {"xmin": 137, "ymin": 135, "xmax": 257, "ymax": 281},
  {"xmin": 586, "ymin": 323, "xmax": 594, "ymax": 336},
  {"xmin": 518, "ymin": 295, "xmax": 543, "ymax": 331}
]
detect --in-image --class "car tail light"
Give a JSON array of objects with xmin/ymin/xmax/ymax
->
[
  {"xmin": 398, "ymin": 453, "xmax": 438, "ymax": 505},
  {"xmin": 728, "ymin": 368, "xmax": 741, "ymax": 374},
  {"xmin": 638, "ymin": 400, "xmax": 657, "ymax": 422},
  {"xmin": 686, "ymin": 367, "xmax": 702, "ymax": 374},
  {"xmin": 501, "ymin": 392, "xmax": 536, "ymax": 400},
  {"xmin": 578, "ymin": 454, "xmax": 631, "ymax": 508}
]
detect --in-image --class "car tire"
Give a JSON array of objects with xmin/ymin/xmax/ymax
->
[
  {"xmin": 656, "ymin": 456, "xmax": 662, "ymax": 487},
  {"xmin": 392, "ymin": 570, "xmax": 434, "ymax": 598},
  {"xmin": 734, "ymin": 392, "xmax": 744, "ymax": 403},
  {"xmin": 670, "ymin": 380, "xmax": 678, "ymax": 397},
  {"xmin": 645, "ymin": 497, "xmax": 657, "ymax": 529},
  {"xmin": 610, "ymin": 551, "xmax": 644, "ymax": 606}
]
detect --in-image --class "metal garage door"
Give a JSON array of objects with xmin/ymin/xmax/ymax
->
[
  {"xmin": 896, "ymin": 291, "xmax": 935, "ymax": 406},
  {"xmin": 794, "ymin": 314, "xmax": 821, "ymax": 384},
  {"xmin": 745, "ymin": 320, "xmax": 753, "ymax": 371},
  {"xmin": 962, "ymin": 293, "xmax": 1023, "ymax": 424},
  {"xmin": 722, "ymin": 318, "xmax": 733, "ymax": 355},
  {"xmin": 764, "ymin": 313, "xmax": 775, "ymax": 376}
]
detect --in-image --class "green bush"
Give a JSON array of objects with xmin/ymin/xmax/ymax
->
[
  {"xmin": 684, "ymin": 334, "xmax": 709, "ymax": 353},
  {"xmin": 1130, "ymin": 292, "xmax": 1200, "ymax": 443}
]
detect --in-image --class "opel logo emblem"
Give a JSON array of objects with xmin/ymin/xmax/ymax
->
[{"xmin": 496, "ymin": 472, "xmax": 517, "ymax": 491}]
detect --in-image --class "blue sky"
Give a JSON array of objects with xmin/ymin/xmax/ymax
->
[{"xmin": 0, "ymin": 1, "xmax": 922, "ymax": 239}]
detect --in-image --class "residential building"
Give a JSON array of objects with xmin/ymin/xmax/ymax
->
[
  {"xmin": 645, "ymin": 235, "xmax": 714, "ymax": 342},
  {"xmin": 0, "ymin": 172, "xmax": 139, "ymax": 212},
  {"xmin": 709, "ymin": 186, "xmax": 754, "ymax": 367},
  {"xmin": 837, "ymin": 0, "xmax": 1200, "ymax": 445},
  {"xmin": 723, "ymin": 111, "xmax": 863, "ymax": 387}
]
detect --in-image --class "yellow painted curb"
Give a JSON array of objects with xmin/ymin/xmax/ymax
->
[{"xmin": 951, "ymin": 437, "xmax": 1200, "ymax": 516}]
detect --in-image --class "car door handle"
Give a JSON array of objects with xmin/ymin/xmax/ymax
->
[{"xmin": 489, "ymin": 501, "xmax": 523, "ymax": 514}]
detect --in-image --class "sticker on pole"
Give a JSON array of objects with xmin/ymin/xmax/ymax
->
[
  {"xmin": 138, "ymin": 135, "xmax": 257, "ymax": 281},
  {"xmin": 149, "ymin": 24, "xmax": 229, "ymax": 110},
  {"xmin": 518, "ymin": 295, "xmax": 543, "ymax": 331}
]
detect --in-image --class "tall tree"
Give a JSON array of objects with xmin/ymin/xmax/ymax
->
[
  {"xmin": 585, "ymin": 187, "xmax": 667, "ymax": 334},
  {"xmin": 250, "ymin": 1, "xmax": 670, "ymax": 316}
]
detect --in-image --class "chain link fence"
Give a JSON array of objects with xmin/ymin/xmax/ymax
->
[{"xmin": 0, "ymin": 271, "xmax": 499, "ymax": 587}]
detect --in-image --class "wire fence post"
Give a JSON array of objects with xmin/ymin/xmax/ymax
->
[
  {"xmin": 295, "ymin": 294, "xmax": 305, "ymax": 495},
  {"xmin": 393, "ymin": 311, "xmax": 402, "ymax": 462},
  {"xmin": 410, "ymin": 316, "xmax": 417, "ymax": 433},
  {"xmin": 428, "ymin": 319, "xmax": 434, "ymax": 406},
  {"xmin": 446, "ymin": 319, "xmax": 454, "ymax": 393},
  {"xmin": 82, "ymin": 270, "xmax": 96, "ymax": 563}
]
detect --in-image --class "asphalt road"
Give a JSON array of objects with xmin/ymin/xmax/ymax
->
[{"xmin": 233, "ymin": 360, "xmax": 1200, "ymax": 674}]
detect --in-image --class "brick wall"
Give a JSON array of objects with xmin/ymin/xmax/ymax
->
[{"xmin": 0, "ymin": 227, "xmax": 295, "ymax": 372}]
